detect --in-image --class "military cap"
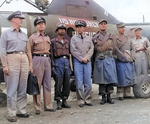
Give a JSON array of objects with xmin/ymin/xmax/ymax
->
[
  {"xmin": 134, "ymin": 27, "xmax": 142, "ymax": 31},
  {"xmin": 55, "ymin": 22, "xmax": 66, "ymax": 32},
  {"xmin": 75, "ymin": 20, "xmax": 87, "ymax": 27},
  {"xmin": 99, "ymin": 19, "xmax": 107, "ymax": 24},
  {"xmin": 116, "ymin": 22, "xmax": 125, "ymax": 28},
  {"xmin": 34, "ymin": 16, "xmax": 46, "ymax": 27},
  {"xmin": 7, "ymin": 11, "xmax": 25, "ymax": 21}
]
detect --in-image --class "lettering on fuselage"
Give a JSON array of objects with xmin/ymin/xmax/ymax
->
[
  {"xmin": 59, "ymin": 17, "xmax": 98, "ymax": 38},
  {"xmin": 59, "ymin": 17, "xmax": 99, "ymax": 28}
]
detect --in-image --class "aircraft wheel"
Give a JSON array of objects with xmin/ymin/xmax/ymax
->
[
  {"xmin": 0, "ymin": 93, "xmax": 7, "ymax": 107},
  {"xmin": 133, "ymin": 75, "xmax": 150, "ymax": 98},
  {"xmin": 70, "ymin": 79, "xmax": 76, "ymax": 92}
]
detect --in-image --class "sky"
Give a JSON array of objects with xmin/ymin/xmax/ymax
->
[{"xmin": 0, "ymin": 0, "xmax": 150, "ymax": 23}]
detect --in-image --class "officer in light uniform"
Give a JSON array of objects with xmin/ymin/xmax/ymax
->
[
  {"xmin": 131, "ymin": 27, "xmax": 150, "ymax": 77},
  {"xmin": 0, "ymin": 11, "xmax": 30, "ymax": 122},
  {"xmin": 26, "ymin": 16, "xmax": 55, "ymax": 115},
  {"xmin": 51, "ymin": 23, "xmax": 71, "ymax": 110},
  {"xmin": 114, "ymin": 22, "xmax": 136, "ymax": 100},
  {"xmin": 92, "ymin": 19, "xmax": 118, "ymax": 105},
  {"xmin": 70, "ymin": 20, "xmax": 94, "ymax": 107}
]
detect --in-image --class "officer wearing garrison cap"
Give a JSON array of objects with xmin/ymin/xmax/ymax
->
[
  {"xmin": 26, "ymin": 16, "xmax": 55, "ymax": 115},
  {"xmin": 92, "ymin": 19, "xmax": 118, "ymax": 105},
  {"xmin": 51, "ymin": 23, "xmax": 71, "ymax": 110},
  {"xmin": 131, "ymin": 27, "xmax": 150, "ymax": 77},
  {"xmin": 114, "ymin": 22, "xmax": 136, "ymax": 100},
  {"xmin": 0, "ymin": 11, "xmax": 30, "ymax": 122},
  {"xmin": 70, "ymin": 20, "xmax": 94, "ymax": 107}
]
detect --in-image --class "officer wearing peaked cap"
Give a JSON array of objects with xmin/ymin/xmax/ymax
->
[
  {"xmin": 92, "ymin": 19, "xmax": 117, "ymax": 105},
  {"xmin": 26, "ymin": 16, "xmax": 55, "ymax": 115},
  {"xmin": 70, "ymin": 20, "xmax": 94, "ymax": 107},
  {"xmin": 51, "ymin": 22, "xmax": 71, "ymax": 110},
  {"xmin": 1, "ymin": 11, "xmax": 30, "ymax": 122},
  {"xmin": 34, "ymin": 16, "xmax": 46, "ymax": 26},
  {"xmin": 7, "ymin": 11, "xmax": 25, "ymax": 20},
  {"xmin": 114, "ymin": 22, "xmax": 136, "ymax": 100}
]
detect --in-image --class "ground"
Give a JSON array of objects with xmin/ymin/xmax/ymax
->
[{"xmin": 0, "ymin": 79, "xmax": 150, "ymax": 124}]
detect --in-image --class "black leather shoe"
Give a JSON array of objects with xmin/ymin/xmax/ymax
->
[
  {"xmin": 78, "ymin": 104, "xmax": 84, "ymax": 107},
  {"xmin": 44, "ymin": 108, "xmax": 56, "ymax": 112},
  {"xmin": 7, "ymin": 116, "xmax": 17, "ymax": 122},
  {"xmin": 57, "ymin": 100, "xmax": 62, "ymax": 110},
  {"xmin": 62, "ymin": 100, "xmax": 71, "ymax": 108},
  {"xmin": 107, "ymin": 94, "xmax": 114, "ymax": 104},
  {"xmin": 85, "ymin": 102, "xmax": 93, "ymax": 106},
  {"xmin": 35, "ymin": 110, "xmax": 40, "ymax": 115},
  {"xmin": 117, "ymin": 97, "xmax": 124, "ymax": 100},
  {"xmin": 100, "ymin": 95, "xmax": 106, "ymax": 105},
  {"xmin": 124, "ymin": 96, "xmax": 135, "ymax": 99},
  {"xmin": 16, "ymin": 113, "xmax": 30, "ymax": 118}
]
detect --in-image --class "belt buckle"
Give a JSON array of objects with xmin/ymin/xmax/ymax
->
[
  {"xmin": 20, "ymin": 52, "xmax": 23, "ymax": 54},
  {"xmin": 44, "ymin": 54, "xmax": 47, "ymax": 57},
  {"xmin": 140, "ymin": 51, "xmax": 142, "ymax": 53}
]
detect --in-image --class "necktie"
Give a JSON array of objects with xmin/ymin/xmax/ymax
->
[{"xmin": 81, "ymin": 35, "xmax": 83, "ymax": 39}]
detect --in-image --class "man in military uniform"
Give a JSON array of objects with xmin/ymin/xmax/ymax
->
[
  {"xmin": 26, "ymin": 16, "xmax": 55, "ymax": 115},
  {"xmin": 0, "ymin": 11, "xmax": 30, "ymax": 122},
  {"xmin": 114, "ymin": 22, "xmax": 136, "ymax": 100},
  {"xmin": 70, "ymin": 20, "xmax": 94, "ymax": 107},
  {"xmin": 131, "ymin": 27, "xmax": 150, "ymax": 77},
  {"xmin": 51, "ymin": 23, "xmax": 71, "ymax": 110},
  {"xmin": 92, "ymin": 19, "xmax": 118, "ymax": 105}
]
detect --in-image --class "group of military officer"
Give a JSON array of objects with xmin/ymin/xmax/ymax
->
[{"xmin": 0, "ymin": 11, "xmax": 149, "ymax": 122}]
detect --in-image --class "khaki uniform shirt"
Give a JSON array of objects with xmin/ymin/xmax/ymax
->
[
  {"xmin": 131, "ymin": 36, "xmax": 150, "ymax": 52},
  {"xmin": 26, "ymin": 32, "xmax": 51, "ymax": 65}
]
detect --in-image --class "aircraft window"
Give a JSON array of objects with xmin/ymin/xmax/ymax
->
[
  {"xmin": 66, "ymin": 5, "xmax": 91, "ymax": 18},
  {"xmin": 85, "ymin": 1, "xmax": 89, "ymax": 5},
  {"xmin": 93, "ymin": 16, "xmax": 97, "ymax": 20}
]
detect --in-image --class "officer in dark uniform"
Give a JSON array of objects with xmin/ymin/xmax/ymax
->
[{"xmin": 51, "ymin": 23, "xmax": 71, "ymax": 110}]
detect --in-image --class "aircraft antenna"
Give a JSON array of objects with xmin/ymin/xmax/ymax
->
[{"xmin": 143, "ymin": 15, "xmax": 145, "ymax": 23}]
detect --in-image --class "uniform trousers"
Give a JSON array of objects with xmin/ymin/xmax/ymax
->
[
  {"xmin": 73, "ymin": 58, "xmax": 92, "ymax": 104},
  {"xmin": 32, "ymin": 56, "xmax": 53, "ymax": 110},
  {"xmin": 53, "ymin": 57, "xmax": 71, "ymax": 101},
  {"xmin": 117, "ymin": 87, "xmax": 131, "ymax": 98},
  {"xmin": 5, "ymin": 54, "xmax": 29, "ymax": 117},
  {"xmin": 99, "ymin": 84, "xmax": 114, "ymax": 95}
]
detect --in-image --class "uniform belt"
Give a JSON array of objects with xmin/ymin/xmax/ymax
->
[
  {"xmin": 33, "ymin": 54, "xmax": 49, "ymax": 57},
  {"xmin": 136, "ymin": 50, "xmax": 143, "ymax": 53},
  {"xmin": 62, "ymin": 56, "xmax": 68, "ymax": 59},
  {"xmin": 7, "ymin": 51, "xmax": 25, "ymax": 54}
]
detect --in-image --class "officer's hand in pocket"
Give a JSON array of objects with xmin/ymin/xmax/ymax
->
[{"xmin": 3, "ymin": 66, "xmax": 9, "ymax": 75}]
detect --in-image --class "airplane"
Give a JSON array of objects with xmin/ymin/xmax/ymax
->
[{"xmin": 0, "ymin": 0, "xmax": 150, "ymax": 107}]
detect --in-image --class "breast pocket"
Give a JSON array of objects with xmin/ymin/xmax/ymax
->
[
  {"xmin": 65, "ymin": 42, "xmax": 69, "ymax": 49},
  {"xmin": 55, "ymin": 42, "xmax": 62, "ymax": 49},
  {"xmin": 34, "ymin": 40, "xmax": 43, "ymax": 51}
]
